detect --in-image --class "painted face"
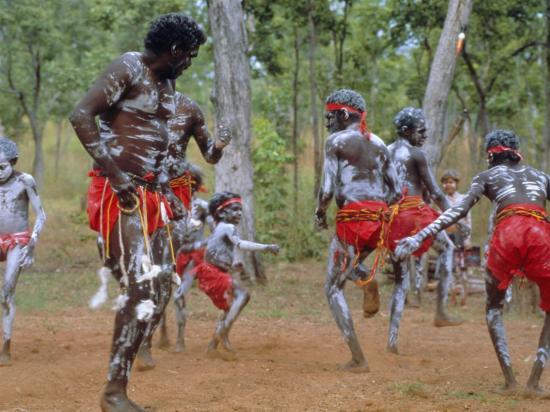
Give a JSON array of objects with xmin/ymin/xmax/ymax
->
[
  {"xmin": 220, "ymin": 202, "xmax": 242, "ymax": 224},
  {"xmin": 409, "ymin": 119, "xmax": 427, "ymax": 147},
  {"xmin": 169, "ymin": 46, "xmax": 199, "ymax": 79},
  {"xmin": 325, "ymin": 111, "xmax": 339, "ymax": 133},
  {"xmin": 442, "ymin": 178, "xmax": 457, "ymax": 196},
  {"xmin": 0, "ymin": 159, "xmax": 14, "ymax": 183}
]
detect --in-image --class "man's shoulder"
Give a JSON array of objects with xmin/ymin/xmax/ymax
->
[
  {"xmin": 175, "ymin": 93, "xmax": 203, "ymax": 116},
  {"xmin": 112, "ymin": 52, "xmax": 145, "ymax": 80},
  {"xmin": 15, "ymin": 172, "xmax": 36, "ymax": 187}
]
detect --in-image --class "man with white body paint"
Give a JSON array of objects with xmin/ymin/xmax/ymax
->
[
  {"xmin": 315, "ymin": 89, "xmax": 401, "ymax": 372},
  {"xmin": 396, "ymin": 130, "xmax": 550, "ymax": 396},
  {"xmin": 0, "ymin": 137, "xmax": 46, "ymax": 366},
  {"xmin": 385, "ymin": 107, "xmax": 463, "ymax": 354},
  {"xmin": 136, "ymin": 90, "xmax": 231, "ymax": 366},
  {"xmin": 70, "ymin": 13, "xmax": 205, "ymax": 411}
]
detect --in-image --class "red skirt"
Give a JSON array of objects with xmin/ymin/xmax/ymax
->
[
  {"xmin": 487, "ymin": 203, "xmax": 550, "ymax": 311},
  {"xmin": 169, "ymin": 172, "xmax": 193, "ymax": 210},
  {"xmin": 192, "ymin": 261, "xmax": 233, "ymax": 311},
  {"xmin": 335, "ymin": 200, "xmax": 388, "ymax": 251},
  {"xmin": 86, "ymin": 170, "xmax": 172, "ymax": 243},
  {"xmin": 176, "ymin": 248, "xmax": 205, "ymax": 276},
  {"xmin": 0, "ymin": 230, "xmax": 31, "ymax": 261},
  {"xmin": 387, "ymin": 196, "xmax": 439, "ymax": 257}
]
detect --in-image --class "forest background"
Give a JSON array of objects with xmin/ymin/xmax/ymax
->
[{"xmin": 0, "ymin": 0, "xmax": 549, "ymax": 275}]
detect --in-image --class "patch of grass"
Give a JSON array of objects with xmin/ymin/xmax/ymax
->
[
  {"xmin": 449, "ymin": 390, "xmax": 487, "ymax": 402},
  {"xmin": 393, "ymin": 382, "xmax": 431, "ymax": 399}
]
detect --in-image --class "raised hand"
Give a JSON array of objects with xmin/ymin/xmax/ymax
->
[
  {"xmin": 216, "ymin": 124, "xmax": 232, "ymax": 148},
  {"xmin": 268, "ymin": 244, "xmax": 280, "ymax": 255}
]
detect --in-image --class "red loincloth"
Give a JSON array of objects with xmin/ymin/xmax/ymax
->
[
  {"xmin": 335, "ymin": 200, "xmax": 389, "ymax": 251},
  {"xmin": 169, "ymin": 172, "xmax": 193, "ymax": 210},
  {"xmin": 486, "ymin": 203, "xmax": 550, "ymax": 311},
  {"xmin": 192, "ymin": 261, "xmax": 233, "ymax": 311},
  {"xmin": 0, "ymin": 230, "xmax": 31, "ymax": 261},
  {"xmin": 175, "ymin": 248, "xmax": 205, "ymax": 277},
  {"xmin": 86, "ymin": 170, "xmax": 172, "ymax": 244},
  {"xmin": 387, "ymin": 196, "xmax": 440, "ymax": 257}
]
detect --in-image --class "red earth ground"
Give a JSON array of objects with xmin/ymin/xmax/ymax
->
[{"xmin": 1, "ymin": 263, "xmax": 549, "ymax": 411}]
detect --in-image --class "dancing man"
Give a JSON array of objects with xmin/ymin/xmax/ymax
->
[
  {"xmin": 385, "ymin": 107, "xmax": 462, "ymax": 354},
  {"xmin": 315, "ymin": 89, "xmax": 401, "ymax": 372},
  {"xmin": 0, "ymin": 137, "xmax": 46, "ymax": 366},
  {"xmin": 70, "ymin": 13, "xmax": 205, "ymax": 411},
  {"xmin": 396, "ymin": 130, "xmax": 550, "ymax": 396}
]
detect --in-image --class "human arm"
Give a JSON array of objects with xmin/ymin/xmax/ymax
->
[
  {"xmin": 395, "ymin": 173, "xmax": 485, "ymax": 259},
  {"xmin": 414, "ymin": 149, "xmax": 450, "ymax": 210},
  {"xmin": 189, "ymin": 103, "xmax": 230, "ymax": 164},
  {"xmin": 226, "ymin": 225, "xmax": 279, "ymax": 254},
  {"xmin": 20, "ymin": 174, "xmax": 46, "ymax": 268},
  {"xmin": 315, "ymin": 138, "xmax": 338, "ymax": 229},
  {"xmin": 69, "ymin": 54, "xmax": 140, "ymax": 209},
  {"xmin": 382, "ymin": 148, "xmax": 402, "ymax": 205},
  {"xmin": 177, "ymin": 239, "xmax": 207, "ymax": 254}
]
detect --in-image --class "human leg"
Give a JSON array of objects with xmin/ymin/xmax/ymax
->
[
  {"xmin": 525, "ymin": 312, "xmax": 550, "ymax": 395},
  {"xmin": 206, "ymin": 279, "xmax": 249, "ymax": 360},
  {"xmin": 173, "ymin": 270, "xmax": 193, "ymax": 352},
  {"xmin": 325, "ymin": 237, "xmax": 369, "ymax": 371},
  {"xmin": 100, "ymin": 213, "xmax": 165, "ymax": 411},
  {"xmin": 0, "ymin": 246, "xmax": 24, "ymax": 366},
  {"xmin": 485, "ymin": 271, "xmax": 518, "ymax": 392},
  {"xmin": 432, "ymin": 232, "xmax": 462, "ymax": 326},
  {"xmin": 387, "ymin": 256, "xmax": 410, "ymax": 354}
]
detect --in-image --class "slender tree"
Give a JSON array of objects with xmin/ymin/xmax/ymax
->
[
  {"xmin": 422, "ymin": 0, "xmax": 473, "ymax": 166},
  {"xmin": 208, "ymin": 0, "xmax": 265, "ymax": 282}
]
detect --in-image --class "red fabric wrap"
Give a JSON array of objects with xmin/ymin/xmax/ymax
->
[
  {"xmin": 325, "ymin": 103, "xmax": 370, "ymax": 139},
  {"xmin": 169, "ymin": 172, "xmax": 193, "ymax": 209},
  {"xmin": 486, "ymin": 203, "xmax": 550, "ymax": 311},
  {"xmin": 0, "ymin": 230, "xmax": 31, "ymax": 259},
  {"xmin": 335, "ymin": 200, "xmax": 388, "ymax": 251},
  {"xmin": 175, "ymin": 248, "xmax": 205, "ymax": 277},
  {"xmin": 387, "ymin": 196, "xmax": 440, "ymax": 257},
  {"xmin": 192, "ymin": 262, "xmax": 233, "ymax": 311},
  {"xmin": 86, "ymin": 170, "xmax": 172, "ymax": 242}
]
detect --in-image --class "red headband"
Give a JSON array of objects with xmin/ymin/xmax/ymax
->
[
  {"xmin": 487, "ymin": 145, "xmax": 523, "ymax": 161},
  {"xmin": 325, "ymin": 103, "xmax": 370, "ymax": 139},
  {"xmin": 216, "ymin": 197, "xmax": 242, "ymax": 213}
]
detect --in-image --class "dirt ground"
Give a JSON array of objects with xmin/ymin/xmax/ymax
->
[{"xmin": 1, "ymin": 263, "xmax": 550, "ymax": 411}]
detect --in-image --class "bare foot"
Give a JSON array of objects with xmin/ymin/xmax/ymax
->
[
  {"xmin": 157, "ymin": 333, "xmax": 170, "ymax": 350},
  {"xmin": 173, "ymin": 340, "xmax": 185, "ymax": 353},
  {"xmin": 523, "ymin": 385, "xmax": 550, "ymax": 399},
  {"xmin": 0, "ymin": 351, "xmax": 11, "ymax": 367},
  {"xmin": 100, "ymin": 389, "xmax": 146, "ymax": 412},
  {"xmin": 386, "ymin": 344, "xmax": 399, "ymax": 355},
  {"xmin": 434, "ymin": 316, "xmax": 463, "ymax": 327},
  {"xmin": 206, "ymin": 346, "xmax": 237, "ymax": 361},
  {"xmin": 362, "ymin": 279, "xmax": 380, "ymax": 318},
  {"xmin": 490, "ymin": 382, "xmax": 519, "ymax": 396},
  {"xmin": 338, "ymin": 359, "xmax": 370, "ymax": 373},
  {"xmin": 136, "ymin": 344, "xmax": 156, "ymax": 372}
]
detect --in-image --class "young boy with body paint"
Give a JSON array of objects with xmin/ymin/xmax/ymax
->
[
  {"xmin": 0, "ymin": 136, "xmax": 46, "ymax": 366},
  {"xmin": 396, "ymin": 130, "xmax": 550, "ymax": 396},
  {"xmin": 182, "ymin": 191, "xmax": 279, "ymax": 360}
]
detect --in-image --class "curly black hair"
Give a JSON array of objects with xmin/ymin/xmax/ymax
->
[
  {"xmin": 394, "ymin": 107, "xmax": 424, "ymax": 135},
  {"xmin": 144, "ymin": 13, "xmax": 206, "ymax": 54},
  {"xmin": 326, "ymin": 89, "xmax": 366, "ymax": 113},
  {"xmin": 209, "ymin": 191, "xmax": 241, "ymax": 221},
  {"xmin": 0, "ymin": 136, "xmax": 19, "ymax": 164},
  {"xmin": 485, "ymin": 129, "xmax": 521, "ymax": 163}
]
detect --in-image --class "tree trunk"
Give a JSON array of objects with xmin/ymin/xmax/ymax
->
[
  {"xmin": 55, "ymin": 120, "xmax": 63, "ymax": 178},
  {"xmin": 208, "ymin": 0, "xmax": 265, "ymax": 283},
  {"xmin": 29, "ymin": 115, "xmax": 44, "ymax": 189},
  {"xmin": 292, "ymin": 27, "xmax": 301, "ymax": 212},
  {"xmin": 422, "ymin": 0, "xmax": 473, "ymax": 166},
  {"xmin": 308, "ymin": 3, "xmax": 322, "ymax": 197},
  {"xmin": 543, "ymin": 0, "xmax": 550, "ymax": 170}
]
